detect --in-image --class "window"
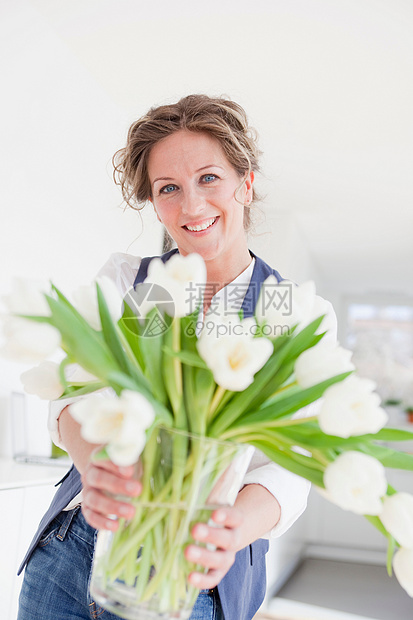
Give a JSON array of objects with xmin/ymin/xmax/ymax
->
[{"xmin": 346, "ymin": 300, "xmax": 413, "ymax": 409}]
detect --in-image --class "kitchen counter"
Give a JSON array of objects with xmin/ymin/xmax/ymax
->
[{"xmin": 0, "ymin": 457, "xmax": 71, "ymax": 490}]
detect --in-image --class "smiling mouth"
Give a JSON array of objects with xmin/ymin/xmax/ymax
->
[{"xmin": 183, "ymin": 217, "xmax": 218, "ymax": 232}]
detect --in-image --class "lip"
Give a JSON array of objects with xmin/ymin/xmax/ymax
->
[{"xmin": 182, "ymin": 216, "xmax": 219, "ymax": 234}]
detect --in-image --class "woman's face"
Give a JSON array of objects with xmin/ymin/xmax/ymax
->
[{"xmin": 147, "ymin": 130, "xmax": 253, "ymax": 272}]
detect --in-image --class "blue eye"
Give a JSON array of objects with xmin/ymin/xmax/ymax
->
[
  {"xmin": 202, "ymin": 174, "xmax": 218, "ymax": 183},
  {"xmin": 160, "ymin": 184, "xmax": 177, "ymax": 194}
]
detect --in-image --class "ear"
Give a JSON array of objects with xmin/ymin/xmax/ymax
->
[{"xmin": 244, "ymin": 171, "xmax": 254, "ymax": 204}]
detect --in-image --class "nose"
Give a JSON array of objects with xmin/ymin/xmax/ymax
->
[{"xmin": 181, "ymin": 184, "xmax": 206, "ymax": 217}]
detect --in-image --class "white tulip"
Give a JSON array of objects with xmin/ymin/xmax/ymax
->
[
  {"xmin": 197, "ymin": 316, "xmax": 273, "ymax": 391},
  {"xmin": 393, "ymin": 548, "xmax": 413, "ymax": 597},
  {"xmin": 20, "ymin": 361, "xmax": 65, "ymax": 400},
  {"xmin": 256, "ymin": 278, "xmax": 337, "ymax": 340},
  {"xmin": 310, "ymin": 295, "xmax": 338, "ymax": 340},
  {"xmin": 70, "ymin": 390, "xmax": 155, "ymax": 466},
  {"xmin": 0, "ymin": 317, "xmax": 61, "ymax": 363},
  {"xmin": 2, "ymin": 277, "xmax": 51, "ymax": 316},
  {"xmin": 145, "ymin": 253, "xmax": 206, "ymax": 318},
  {"xmin": 323, "ymin": 451, "xmax": 387, "ymax": 515},
  {"xmin": 295, "ymin": 341, "xmax": 355, "ymax": 388},
  {"xmin": 72, "ymin": 276, "xmax": 123, "ymax": 331},
  {"xmin": 19, "ymin": 361, "xmax": 97, "ymax": 401},
  {"xmin": 256, "ymin": 278, "xmax": 316, "ymax": 336},
  {"xmin": 380, "ymin": 493, "xmax": 413, "ymax": 549},
  {"xmin": 319, "ymin": 376, "xmax": 388, "ymax": 438}
]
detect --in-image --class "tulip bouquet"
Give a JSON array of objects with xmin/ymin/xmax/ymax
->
[{"xmin": 2, "ymin": 253, "xmax": 413, "ymax": 616}]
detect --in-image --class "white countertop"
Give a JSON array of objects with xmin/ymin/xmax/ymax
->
[{"xmin": 0, "ymin": 457, "xmax": 72, "ymax": 491}]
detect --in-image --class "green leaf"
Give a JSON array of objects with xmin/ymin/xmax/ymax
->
[
  {"xmin": 96, "ymin": 283, "xmax": 132, "ymax": 375},
  {"xmin": 119, "ymin": 303, "xmax": 146, "ymax": 371},
  {"xmin": 16, "ymin": 314, "xmax": 53, "ymax": 324},
  {"xmin": 249, "ymin": 438, "xmax": 325, "ymax": 486},
  {"xmin": 96, "ymin": 284, "xmax": 160, "ymax": 397},
  {"xmin": 281, "ymin": 316, "xmax": 325, "ymax": 361},
  {"xmin": 209, "ymin": 317, "xmax": 335, "ymax": 437},
  {"xmin": 274, "ymin": 424, "xmax": 389, "ymax": 451},
  {"xmin": 182, "ymin": 363, "xmax": 198, "ymax": 434},
  {"xmin": 245, "ymin": 360, "xmax": 297, "ymax": 413},
  {"xmin": 140, "ymin": 330, "xmax": 168, "ymax": 404},
  {"xmin": 386, "ymin": 534, "xmax": 396, "ymax": 576},
  {"xmin": 162, "ymin": 346, "xmax": 208, "ymax": 369},
  {"xmin": 50, "ymin": 284, "xmax": 98, "ymax": 327},
  {"xmin": 364, "ymin": 514, "xmax": 390, "ymax": 539},
  {"xmin": 193, "ymin": 368, "xmax": 216, "ymax": 434},
  {"xmin": 180, "ymin": 312, "xmax": 200, "ymax": 345},
  {"xmin": 106, "ymin": 370, "xmax": 143, "ymax": 394},
  {"xmin": 45, "ymin": 294, "xmax": 119, "ymax": 380},
  {"xmin": 161, "ymin": 320, "xmax": 182, "ymax": 416},
  {"xmin": 59, "ymin": 382, "xmax": 107, "ymax": 398},
  {"xmin": 235, "ymin": 372, "xmax": 353, "ymax": 429},
  {"xmin": 372, "ymin": 427, "xmax": 413, "ymax": 442},
  {"xmin": 359, "ymin": 444, "xmax": 413, "ymax": 470}
]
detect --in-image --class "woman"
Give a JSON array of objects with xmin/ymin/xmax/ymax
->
[{"xmin": 18, "ymin": 95, "xmax": 317, "ymax": 620}]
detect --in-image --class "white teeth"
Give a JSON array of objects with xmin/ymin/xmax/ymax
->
[{"xmin": 186, "ymin": 217, "xmax": 216, "ymax": 232}]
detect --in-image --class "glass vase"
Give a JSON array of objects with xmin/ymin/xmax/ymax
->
[{"xmin": 90, "ymin": 426, "xmax": 253, "ymax": 620}]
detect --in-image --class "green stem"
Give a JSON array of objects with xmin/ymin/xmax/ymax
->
[
  {"xmin": 221, "ymin": 416, "xmax": 319, "ymax": 441},
  {"xmin": 134, "ymin": 530, "xmax": 153, "ymax": 599},
  {"xmin": 172, "ymin": 318, "xmax": 183, "ymax": 400},
  {"xmin": 311, "ymin": 448, "xmax": 333, "ymax": 468},
  {"xmin": 269, "ymin": 380, "xmax": 298, "ymax": 397},
  {"xmin": 99, "ymin": 434, "xmax": 242, "ymax": 613},
  {"xmin": 140, "ymin": 440, "xmax": 220, "ymax": 604},
  {"xmin": 386, "ymin": 534, "xmax": 396, "ymax": 576},
  {"xmin": 207, "ymin": 385, "xmax": 227, "ymax": 423},
  {"xmin": 169, "ymin": 432, "xmax": 188, "ymax": 541},
  {"xmin": 108, "ymin": 507, "xmax": 169, "ymax": 572},
  {"xmin": 269, "ymin": 415, "xmax": 319, "ymax": 428},
  {"xmin": 58, "ymin": 356, "xmax": 73, "ymax": 392}
]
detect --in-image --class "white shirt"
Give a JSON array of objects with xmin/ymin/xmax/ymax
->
[{"xmin": 48, "ymin": 252, "xmax": 332, "ymax": 538}]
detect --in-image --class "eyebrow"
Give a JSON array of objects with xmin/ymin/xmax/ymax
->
[{"xmin": 152, "ymin": 164, "xmax": 225, "ymax": 185}]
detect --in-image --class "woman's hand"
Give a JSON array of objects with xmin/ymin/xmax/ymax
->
[
  {"xmin": 81, "ymin": 456, "xmax": 142, "ymax": 531},
  {"xmin": 185, "ymin": 484, "xmax": 281, "ymax": 589},
  {"xmin": 185, "ymin": 506, "xmax": 243, "ymax": 589}
]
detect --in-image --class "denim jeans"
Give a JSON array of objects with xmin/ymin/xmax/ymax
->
[{"xmin": 18, "ymin": 507, "xmax": 224, "ymax": 620}]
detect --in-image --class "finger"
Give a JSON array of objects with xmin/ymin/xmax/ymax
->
[
  {"xmin": 191, "ymin": 521, "xmax": 240, "ymax": 552},
  {"xmin": 90, "ymin": 456, "xmax": 142, "ymax": 480},
  {"xmin": 185, "ymin": 545, "xmax": 234, "ymax": 571},
  {"xmin": 98, "ymin": 462, "xmax": 135, "ymax": 477},
  {"xmin": 83, "ymin": 488, "xmax": 135, "ymax": 521},
  {"xmin": 188, "ymin": 569, "xmax": 225, "ymax": 590},
  {"xmin": 82, "ymin": 504, "xmax": 120, "ymax": 532},
  {"xmin": 211, "ymin": 507, "xmax": 243, "ymax": 529},
  {"xmin": 82, "ymin": 466, "xmax": 142, "ymax": 497}
]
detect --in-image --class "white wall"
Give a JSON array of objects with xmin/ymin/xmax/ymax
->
[
  {"xmin": 250, "ymin": 208, "xmax": 321, "ymax": 285},
  {"xmin": 0, "ymin": 2, "xmax": 164, "ymax": 456}
]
